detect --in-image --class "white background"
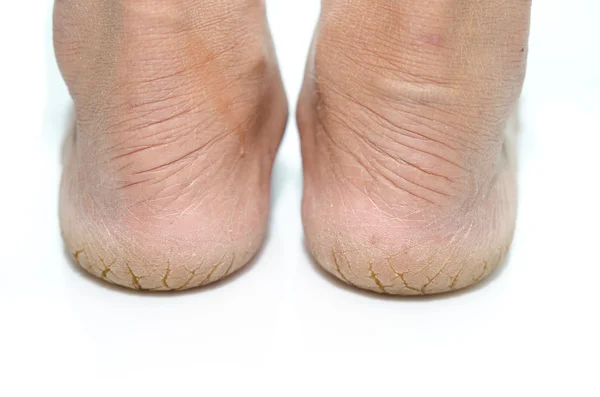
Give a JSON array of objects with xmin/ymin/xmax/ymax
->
[{"xmin": 0, "ymin": 1, "xmax": 599, "ymax": 395}]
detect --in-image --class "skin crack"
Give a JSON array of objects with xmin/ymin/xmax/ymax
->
[
  {"xmin": 368, "ymin": 261, "xmax": 388, "ymax": 293},
  {"xmin": 177, "ymin": 262, "xmax": 204, "ymax": 291},
  {"xmin": 331, "ymin": 248, "xmax": 353, "ymax": 286},
  {"xmin": 199, "ymin": 255, "xmax": 226, "ymax": 286},
  {"xmin": 100, "ymin": 258, "xmax": 117, "ymax": 279},
  {"xmin": 73, "ymin": 249, "xmax": 85, "ymax": 264},
  {"xmin": 474, "ymin": 261, "xmax": 489, "ymax": 282},
  {"xmin": 73, "ymin": 248, "xmax": 95, "ymax": 274},
  {"xmin": 162, "ymin": 262, "xmax": 172, "ymax": 289},
  {"xmin": 450, "ymin": 263, "xmax": 465, "ymax": 289},
  {"xmin": 72, "ymin": 250, "xmax": 238, "ymax": 291},
  {"xmin": 421, "ymin": 277, "xmax": 435, "ymax": 294},
  {"xmin": 125, "ymin": 263, "xmax": 143, "ymax": 290},
  {"xmin": 340, "ymin": 250, "xmax": 363, "ymax": 284},
  {"xmin": 223, "ymin": 253, "xmax": 235, "ymax": 277},
  {"xmin": 387, "ymin": 259, "xmax": 422, "ymax": 294}
]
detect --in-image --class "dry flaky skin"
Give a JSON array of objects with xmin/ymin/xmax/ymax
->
[
  {"xmin": 310, "ymin": 226, "xmax": 513, "ymax": 296},
  {"xmin": 68, "ymin": 245, "xmax": 241, "ymax": 292},
  {"xmin": 56, "ymin": 0, "xmax": 287, "ymax": 291},
  {"xmin": 299, "ymin": 0, "xmax": 530, "ymax": 295}
]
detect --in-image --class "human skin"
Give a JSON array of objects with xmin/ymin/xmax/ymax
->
[
  {"xmin": 298, "ymin": 0, "xmax": 531, "ymax": 294},
  {"xmin": 56, "ymin": 0, "xmax": 531, "ymax": 295},
  {"xmin": 55, "ymin": 0, "xmax": 288, "ymax": 290}
]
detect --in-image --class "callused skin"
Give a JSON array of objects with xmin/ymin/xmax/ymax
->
[
  {"xmin": 56, "ymin": 0, "xmax": 288, "ymax": 290},
  {"xmin": 298, "ymin": 0, "xmax": 531, "ymax": 294},
  {"xmin": 56, "ymin": 0, "xmax": 531, "ymax": 294}
]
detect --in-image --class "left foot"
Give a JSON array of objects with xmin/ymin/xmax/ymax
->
[{"xmin": 56, "ymin": 0, "xmax": 287, "ymax": 290}]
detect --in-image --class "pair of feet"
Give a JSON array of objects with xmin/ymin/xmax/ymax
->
[{"xmin": 56, "ymin": 0, "xmax": 531, "ymax": 295}]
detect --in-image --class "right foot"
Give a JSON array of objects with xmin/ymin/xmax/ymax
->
[
  {"xmin": 298, "ymin": 0, "xmax": 531, "ymax": 295},
  {"xmin": 55, "ymin": 0, "xmax": 287, "ymax": 290}
]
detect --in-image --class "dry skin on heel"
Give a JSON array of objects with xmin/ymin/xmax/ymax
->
[
  {"xmin": 56, "ymin": 0, "xmax": 288, "ymax": 290},
  {"xmin": 299, "ymin": 0, "xmax": 531, "ymax": 295}
]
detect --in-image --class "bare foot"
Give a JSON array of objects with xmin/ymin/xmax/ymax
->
[
  {"xmin": 298, "ymin": 0, "xmax": 531, "ymax": 295},
  {"xmin": 56, "ymin": 0, "xmax": 287, "ymax": 290}
]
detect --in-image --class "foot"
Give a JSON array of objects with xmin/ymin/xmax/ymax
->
[
  {"xmin": 55, "ymin": 0, "xmax": 287, "ymax": 290},
  {"xmin": 298, "ymin": 0, "xmax": 531, "ymax": 295}
]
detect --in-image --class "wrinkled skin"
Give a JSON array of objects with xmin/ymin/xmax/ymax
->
[
  {"xmin": 56, "ymin": 0, "xmax": 288, "ymax": 290},
  {"xmin": 56, "ymin": 0, "xmax": 531, "ymax": 295},
  {"xmin": 298, "ymin": 0, "xmax": 531, "ymax": 294}
]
